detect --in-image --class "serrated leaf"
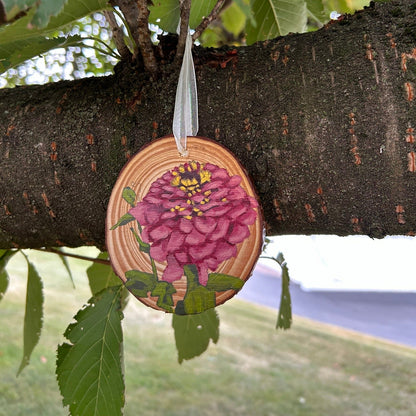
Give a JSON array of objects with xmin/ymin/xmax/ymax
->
[
  {"xmin": 0, "ymin": 34, "xmax": 83, "ymax": 73},
  {"xmin": 0, "ymin": 0, "xmax": 109, "ymax": 44},
  {"xmin": 17, "ymin": 258, "xmax": 44, "ymax": 376},
  {"xmin": 151, "ymin": 281, "xmax": 176, "ymax": 312},
  {"xmin": 246, "ymin": 0, "xmax": 307, "ymax": 44},
  {"xmin": 306, "ymin": 0, "xmax": 326, "ymax": 25},
  {"xmin": 276, "ymin": 253, "xmax": 292, "ymax": 330},
  {"xmin": 87, "ymin": 252, "xmax": 122, "ymax": 296},
  {"xmin": 149, "ymin": 0, "xmax": 217, "ymax": 33},
  {"xmin": 0, "ymin": 249, "xmax": 16, "ymax": 302},
  {"xmin": 125, "ymin": 269, "xmax": 156, "ymax": 297},
  {"xmin": 53, "ymin": 247, "xmax": 75, "ymax": 288},
  {"xmin": 221, "ymin": 2, "xmax": 246, "ymax": 36},
  {"xmin": 0, "ymin": 0, "xmax": 37, "ymax": 23},
  {"xmin": 172, "ymin": 308, "xmax": 219, "ymax": 363},
  {"xmin": 31, "ymin": 0, "xmax": 68, "ymax": 29},
  {"xmin": 111, "ymin": 212, "xmax": 135, "ymax": 230},
  {"xmin": 206, "ymin": 273, "xmax": 244, "ymax": 292},
  {"xmin": 56, "ymin": 286, "xmax": 125, "ymax": 416},
  {"xmin": 122, "ymin": 187, "xmax": 136, "ymax": 206},
  {"xmin": 184, "ymin": 286, "xmax": 216, "ymax": 314},
  {"xmin": 232, "ymin": 0, "xmax": 256, "ymax": 26}
]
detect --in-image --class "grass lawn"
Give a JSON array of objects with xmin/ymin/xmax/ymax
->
[{"xmin": 0, "ymin": 249, "xmax": 415, "ymax": 416}]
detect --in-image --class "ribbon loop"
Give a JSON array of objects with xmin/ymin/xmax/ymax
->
[{"xmin": 172, "ymin": 29, "xmax": 198, "ymax": 157}]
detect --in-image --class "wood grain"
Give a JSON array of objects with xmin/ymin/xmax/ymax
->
[{"xmin": 106, "ymin": 136, "xmax": 264, "ymax": 312}]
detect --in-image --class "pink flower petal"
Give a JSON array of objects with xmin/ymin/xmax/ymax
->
[
  {"xmin": 162, "ymin": 254, "xmax": 183, "ymax": 282},
  {"xmin": 189, "ymin": 242, "xmax": 216, "ymax": 261},
  {"xmin": 175, "ymin": 251, "xmax": 189, "ymax": 264},
  {"xmin": 227, "ymin": 175, "xmax": 242, "ymax": 187},
  {"xmin": 236, "ymin": 209, "xmax": 257, "ymax": 225},
  {"xmin": 179, "ymin": 218, "xmax": 193, "ymax": 233},
  {"xmin": 208, "ymin": 217, "xmax": 230, "ymax": 241},
  {"xmin": 149, "ymin": 224, "xmax": 171, "ymax": 241},
  {"xmin": 227, "ymin": 204, "xmax": 248, "ymax": 220},
  {"xmin": 197, "ymin": 265, "xmax": 209, "ymax": 286},
  {"xmin": 214, "ymin": 241, "xmax": 237, "ymax": 262},
  {"xmin": 194, "ymin": 216, "xmax": 216, "ymax": 234},
  {"xmin": 185, "ymin": 229, "xmax": 206, "ymax": 245},
  {"xmin": 129, "ymin": 204, "xmax": 146, "ymax": 224},
  {"xmin": 166, "ymin": 230, "xmax": 185, "ymax": 253},
  {"xmin": 228, "ymin": 223, "xmax": 250, "ymax": 244},
  {"xmin": 150, "ymin": 240, "xmax": 167, "ymax": 262},
  {"xmin": 208, "ymin": 165, "xmax": 229, "ymax": 180},
  {"xmin": 204, "ymin": 205, "xmax": 231, "ymax": 217}
]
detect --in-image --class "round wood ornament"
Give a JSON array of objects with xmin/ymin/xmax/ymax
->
[{"xmin": 106, "ymin": 136, "xmax": 264, "ymax": 314}]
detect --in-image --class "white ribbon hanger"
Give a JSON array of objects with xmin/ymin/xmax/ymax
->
[{"xmin": 172, "ymin": 26, "xmax": 198, "ymax": 157}]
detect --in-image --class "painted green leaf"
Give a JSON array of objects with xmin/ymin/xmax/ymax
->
[
  {"xmin": 149, "ymin": 0, "xmax": 217, "ymax": 33},
  {"xmin": 0, "ymin": 249, "xmax": 16, "ymax": 302},
  {"xmin": 17, "ymin": 258, "xmax": 44, "ymax": 376},
  {"xmin": 122, "ymin": 187, "xmax": 136, "ymax": 206},
  {"xmin": 111, "ymin": 212, "xmax": 135, "ymax": 230},
  {"xmin": 56, "ymin": 286, "xmax": 125, "ymax": 416},
  {"xmin": 183, "ymin": 286, "xmax": 216, "ymax": 314},
  {"xmin": 276, "ymin": 253, "xmax": 292, "ymax": 330},
  {"xmin": 0, "ymin": 34, "xmax": 83, "ymax": 73},
  {"xmin": 172, "ymin": 308, "xmax": 219, "ymax": 363},
  {"xmin": 130, "ymin": 227, "xmax": 150, "ymax": 253},
  {"xmin": 206, "ymin": 273, "xmax": 244, "ymax": 292},
  {"xmin": 125, "ymin": 270, "xmax": 156, "ymax": 297},
  {"xmin": 151, "ymin": 281, "xmax": 176, "ymax": 312},
  {"xmin": 246, "ymin": 0, "xmax": 307, "ymax": 44}
]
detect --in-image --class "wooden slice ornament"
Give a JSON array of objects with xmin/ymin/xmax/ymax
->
[{"xmin": 106, "ymin": 136, "xmax": 264, "ymax": 314}]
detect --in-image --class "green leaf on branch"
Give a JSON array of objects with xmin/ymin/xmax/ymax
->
[
  {"xmin": 149, "ymin": 0, "xmax": 217, "ymax": 33},
  {"xmin": 0, "ymin": 249, "xmax": 16, "ymax": 302},
  {"xmin": 17, "ymin": 257, "xmax": 44, "ymax": 376},
  {"xmin": 151, "ymin": 281, "xmax": 176, "ymax": 312},
  {"xmin": 111, "ymin": 212, "xmax": 135, "ymax": 230},
  {"xmin": 56, "ymin": 286, "xmax": 125, "ymax": 416},
  {"xmin": 87, "ymin": 252, "xmax": 129, "ymax": 309},
  {"xmin": 125, "ymin": 269, "xmax": 156, "ymax": 297},
  {"xmin": 276, "ymin": 253, "xmax": 292, "ymax": 330},
  {"xmin": 31, "ymin": 0, "xmax": 68, "ymax": 29},
  {"xmin": 206, "ymin": 273, "xmax": 244, "ymax": 292},
  {"xmin": 0, "ymin": 0, "xmax": 37, "ymax": 24},
  {"xmin": 221, "ymin": 1, "xmax": 247, "ymax": 37},
  {"xmin": 0, "ymin": 34, "xmax": 83, "ymax": 73},
  {"xmin": 122, "ymin": 187, "xmax": 136, "ymax": 206},
  {"xmin": 246, "ymin": 0, "xmax": 307, "ymax": 44},
  {"xmin": 54, "ymin": 247, "xmax": 75, "ymax": 289},
  {"xmin": 172, "ymin": 308, "xmax": 219, "ymax": 363}
]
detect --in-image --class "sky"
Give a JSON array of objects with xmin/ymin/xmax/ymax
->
[{"xmin": 259, "ymin": 235, "xmax": 416, "ymax": 292}]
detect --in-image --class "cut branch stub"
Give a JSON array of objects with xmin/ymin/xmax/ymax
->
[{"xmin": 106, "ymin": 136, "xmax": 264, "ymax": 314}]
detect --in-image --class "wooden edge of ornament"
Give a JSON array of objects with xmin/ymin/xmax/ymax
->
[{"xmin": 106, "ymin": 135, "xmax": 264, "ymax": 314}]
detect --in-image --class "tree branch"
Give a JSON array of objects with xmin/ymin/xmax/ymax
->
[
  {"xmin": 114, "ymin": 0, "xmax": 158, "ymax": 75},
  {"xmin": 103, "ymin": 9, "xmax": 132, "ymax": 61},
  {"xmin": 192, "ymin": 0, "xmax": 226, "ymax": 41},
  {"xmin": 174, "ymin": 0, "xmax": 192, "ymax": 66},
  {"xmin": 34, "ymin": 248, "xmax": 111, "ymax": 265}
]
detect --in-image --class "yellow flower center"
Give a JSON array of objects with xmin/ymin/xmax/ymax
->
[{"xmin": 171, "ymin": 161, "xmax": 211, "ymax": 197}]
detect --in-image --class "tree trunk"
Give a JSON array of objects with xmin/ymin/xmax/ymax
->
[{"xmin": 1, "ymin": 1, "xmax": 416, "ymax": 250}]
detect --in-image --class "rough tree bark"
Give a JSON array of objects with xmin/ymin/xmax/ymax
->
[{"xmin": 1, "ymin": 1, "xmax": 416, "ymax": 250}]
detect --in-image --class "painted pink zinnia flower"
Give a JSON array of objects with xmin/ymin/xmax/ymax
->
[{"xmin": 129, "ymin": 161, "xmax": 258, "ymax": 285}]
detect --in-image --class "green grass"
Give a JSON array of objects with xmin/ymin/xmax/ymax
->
[{"xmin": 0, "ymin": 249, "xmax": 415, "ymax": 416}]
